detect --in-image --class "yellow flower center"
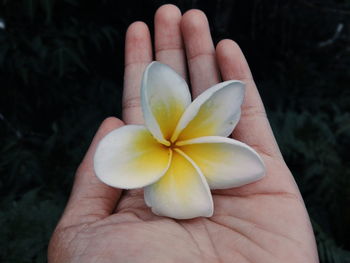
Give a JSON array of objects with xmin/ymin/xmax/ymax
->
[{"xmin": 162, "ymin": 138, "xmax": 179, "ymax": 150}]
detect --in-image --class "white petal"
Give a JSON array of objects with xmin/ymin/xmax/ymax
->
[
  {"xmin": 177, "ymin": 136, "xmax": 265, "ymax": 189},
  {"xmin": 171, "ymin": 80, "xmax": 245, "ymax": 142},
  {"xmin": 144, "ymin": 149, "xmax": 213, "ymax": 219},
  {"xmin": 94, "ymin": 125, "xmax": 171, "ymax": 189},
  {"xmin": 141, "ymin": 62, "xmax": 191, "ymax": 144}
]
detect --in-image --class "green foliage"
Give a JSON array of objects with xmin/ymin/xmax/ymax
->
[
  {"xmin": 0, "ymin": 190, "xmax": 62, "ymax": 263},
  {"xmin": 0, "ymin": 0, "xmax": 349, "ymax": 262},
  {"xmin": 270, "ymin": 109, "xmax": 350, "ymax": 262}
]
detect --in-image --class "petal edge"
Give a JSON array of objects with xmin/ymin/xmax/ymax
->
[
  {"xmin": 171, "ymin": 80, "xmax": 245, "ymax": 142},
  {"xmin": 144, "ymin": 149, "xmax": 213, "ymax": 219},
  {"xmin": 94, "ymin": 125, "xmax": 172, "ymax": 189},
  {"xmin": 141, "ymin": 62, "xmax": 191, "ymax": 144},
  {"xmin": 178, "ymin": 136, "xmax": 265, "ymax": 189}
]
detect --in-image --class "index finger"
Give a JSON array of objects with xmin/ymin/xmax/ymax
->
[{"xmin": 123, "ymin": 22, "xmax": 153, "ymax": 125}]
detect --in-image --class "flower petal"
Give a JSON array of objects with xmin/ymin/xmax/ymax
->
[
  {"xmin": 177, "ymin": 136, "xmax": 265, "ymax": 189},
  {"xmin": 141, "ymin": 62, "xmax": 191, "ymax": 144},
  {"xmin": 171, "ymin": 80, "xmax": 245, "ymax": 142},
  {"xmin": 144, "ymin": 149, "xmax": 213, "ymax": 219},
  {"xmin": 94, "ymin": 125, "xmax": 171, "ymax": 189}
]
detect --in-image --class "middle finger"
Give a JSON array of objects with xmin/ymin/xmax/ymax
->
[{"xmin": 155, "ymin": 4, "xmax": 187, "ymax": 80}]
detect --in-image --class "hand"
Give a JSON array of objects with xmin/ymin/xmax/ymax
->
[{"xmin": 48, "ymin": 5, "xmax": 319, "ymax": 263}]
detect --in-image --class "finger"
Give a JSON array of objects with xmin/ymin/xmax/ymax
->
[
  {"xmin": 58, "ymin": 117, "xmax": 124, "ymax": 228},
  {"xmin": 155, "ymin": 4, "xmax": 187, "ymax": 80},
  {"xmin": 181, "ymin": 9, "xmax": 221, "ymax": 97},
  {"xmin": 123, "ymin": 22, "xmax": 153, "ymax": 125},
  {"xmin": 216, "ymin": 39, "xmax": 282, "ymax": 159}
]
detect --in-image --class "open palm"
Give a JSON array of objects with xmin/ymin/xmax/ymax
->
[{"xmin": 48, "ymin": 5, "xmax": 319, "ymax": 263}]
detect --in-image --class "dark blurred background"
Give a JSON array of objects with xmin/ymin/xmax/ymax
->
[{"xmin": 0, "ymin": 0, "xmax": 349, "ymax": 262}]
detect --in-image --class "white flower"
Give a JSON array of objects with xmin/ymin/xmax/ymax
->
[{"xmin": 94, "ymin": 62, "xmax": 265, "ymax": 219}]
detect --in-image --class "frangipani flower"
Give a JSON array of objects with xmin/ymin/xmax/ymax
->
[{"xmin": 94, "ymin": 62, "xmax": 265, "ymax": 219}]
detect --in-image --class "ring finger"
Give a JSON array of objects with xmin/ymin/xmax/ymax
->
[{"xmin": 181, "ymin": 9, "xmax": 221, "ymax": 98}]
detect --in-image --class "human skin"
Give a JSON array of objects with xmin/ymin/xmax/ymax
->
[{"xmin": 48, "ymin": 4, "xmax": 319, "ymax": 263}]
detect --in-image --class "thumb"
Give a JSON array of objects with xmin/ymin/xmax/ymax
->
[{"xmin": 58, "ymin": 117, "xmax": 124, "ymax": 228}]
